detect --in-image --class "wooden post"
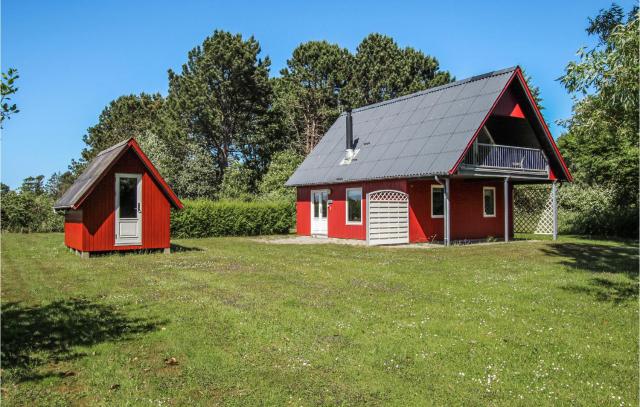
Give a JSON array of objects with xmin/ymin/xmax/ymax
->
[
  {"xmin": 504, "ymin": 177, "xmax": 509, "ymax": 242},
  {"xmin": 552, "ymin": 181, "xmax": 558, "ymax": 241}
]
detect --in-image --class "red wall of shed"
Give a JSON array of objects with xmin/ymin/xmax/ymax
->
[
  {"xmin": 64, "ymin": 210, "xmax": 83, "ymax": 250},
  {"xmin": 65, "ymin": 149, "xmax": 172, "ymax": 252}
]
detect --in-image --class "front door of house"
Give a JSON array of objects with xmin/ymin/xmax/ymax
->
[
  {"xmin": 115, "ymin": 173, "xmax": 142, "ymax": 246},
  {"xmin": 311, "ymin": 190, "xmax": 328, "ymax": 236}
]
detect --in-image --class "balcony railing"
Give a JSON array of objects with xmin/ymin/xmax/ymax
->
[{"xmin": 462, "ymin": 143, "xmax": 548, "ymax": 172}]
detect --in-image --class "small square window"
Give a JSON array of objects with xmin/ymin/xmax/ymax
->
[
  {"xmin": 346, "ymin": 188, "xmax": 362, "ymax": 224},
  {"xmin": 431, "ymin": 185, "xmax": 444, "ymax": 218},
  {"xmin": 483, "ymin": 187, "xmax": 496, "ymax": 217}
]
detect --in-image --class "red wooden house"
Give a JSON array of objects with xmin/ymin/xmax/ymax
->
[
  {"xmin": 286, "ymin": 66, "xmax": 572, "ymax": 245},
  {"xmin": 54, "ymin": 138, "xmax": 183, "ymax": 257}
]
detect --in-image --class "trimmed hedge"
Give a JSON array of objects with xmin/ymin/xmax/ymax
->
[{"xmin": 171, "ymin": 199, "xmax": 295, "ymax": 238}]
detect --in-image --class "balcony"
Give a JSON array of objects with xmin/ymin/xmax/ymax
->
[{"xmin": 460, "ymin": 143, "xmax": 549, "ymax": 175}]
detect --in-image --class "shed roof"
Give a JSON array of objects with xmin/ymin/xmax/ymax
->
[
  {"xmin": 286, "ymin": 66, "xmax": 568, "ymax": 187},
  {"xmin": 54, "ymin": 138, "xmax": 183, "ymax": 210}
]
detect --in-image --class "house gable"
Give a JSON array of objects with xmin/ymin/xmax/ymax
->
[{"xmin": 450, "ymin": 69, "xmax": 572, "ymax": 181}]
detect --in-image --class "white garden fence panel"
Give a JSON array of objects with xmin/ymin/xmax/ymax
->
[{"xmin": 367, "ymin": 190, "xmax": 409, "ymax": 246}]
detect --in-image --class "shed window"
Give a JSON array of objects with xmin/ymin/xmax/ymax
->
[
  {"xmin": 431, "ymin": 185, "xmax": 444, "ymax": 218},
  {"xmin": 119, "ymin": 177, "xmax": 138, "ymax": 219},
  {"xmin": 346, "ymin": 188, "xmax": 362, "ymax": 224},
  {"xmin": 483, "ymin": 187, "xmax": 496, "ymax": 217}
]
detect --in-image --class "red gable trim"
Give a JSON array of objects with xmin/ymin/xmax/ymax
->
[
  {"xmin": 72, "ymin": 138, "xmax": 184, "ymax": 210},
  {"xmin": 513, "ymin": 69, "xmax": 573, "ymax": 182},
  {"xmin": 450, "ymin": 67, "xmax": 573, "ymax": 182}
]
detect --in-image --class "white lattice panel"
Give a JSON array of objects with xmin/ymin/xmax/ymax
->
[
  {"xmin": 513, "ymin": 185, "xmax": 554, "ymax": 235},
  {"xmin": 369, "ymin": 190, "xmax": 408, "ymax": 202},
  {"xmin": 534, "ymin": 193, "xmax": 554, "ymax": 234}
]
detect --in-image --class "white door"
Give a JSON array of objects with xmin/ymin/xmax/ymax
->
[
  {"xmin": 115, "ymin": 173, "xmax": 142, "ymax": 246},
  {"xmin": 367, "ymin": 190, "xmax": 409, "ymax": 245},
  {"xmin": 310, "ymin": 190, "xmax": 328, "ymax": 236}
]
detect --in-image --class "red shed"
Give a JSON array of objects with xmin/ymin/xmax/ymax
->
[
  {"xmin": 54, "ymin": 138, "xmax": 183, "ymax": 257},
  {"xmin": 286, "ymin": 66, "xmax": 572, "ymax": 245}
]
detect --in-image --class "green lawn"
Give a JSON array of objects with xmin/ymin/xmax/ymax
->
[{"xmin": 1, "ymin": 233, "xmax": 637, "ymax": 406}]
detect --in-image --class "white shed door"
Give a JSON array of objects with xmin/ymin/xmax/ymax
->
[
  {"xmin": 115, "ymin": 173, "xmax": 142, "ymax": 246},
  {"xmin": 367, "ymin": 190, "xmax": 409, "ymax": 246}
]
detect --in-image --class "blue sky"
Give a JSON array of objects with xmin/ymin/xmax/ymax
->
[{"xmin": 1, "ymin": 0, "xmax": 632, "ymax": 188}]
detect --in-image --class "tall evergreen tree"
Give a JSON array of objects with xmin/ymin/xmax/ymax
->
[
  {"xmin": 45, "ymin": 171, "xmax": 75, "ymax": 199},
  {"xmin": 71, "ymin": 93, "xmax": 165, "ymax": 174},
  {"xmin": 345, "ymin": 34, "xmax": 451, "ymax": 106},
  {"xmin": 275, "ymin": 41, "xmax": 352, "ymax": 154},
  {"xmin": 167, "ymin": 30, "xmax": 272, "ymax": 187}
]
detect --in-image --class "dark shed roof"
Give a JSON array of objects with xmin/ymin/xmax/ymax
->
[
  {"xmin": 54, "ymin": 138, "xmax": 182, "ymax": 210},
  {"xmin": 286, "ymin": 67, "xmax": 518, "ymax": 187}
]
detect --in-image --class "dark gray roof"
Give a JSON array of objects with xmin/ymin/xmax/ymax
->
[
  {"xmin": 286, "ymin": 67, "xmax": 517, "ymax": 187},
  {"xmin": 53, "ymin": 139, "xmax": 130, "ymax": 209}
]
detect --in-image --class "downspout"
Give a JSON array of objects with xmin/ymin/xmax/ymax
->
[{"xmin": 435, "ymin": 176, "xmax": 450, "ymax": 246}]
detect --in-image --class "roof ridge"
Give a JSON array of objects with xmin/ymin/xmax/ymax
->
[
  {"xmin": 96, "ymin": 137, "xmax": 132, "ymax": 156},
  {"xmin": 350, "ymin": 66, "xmax": 518, "ymax": 114}
]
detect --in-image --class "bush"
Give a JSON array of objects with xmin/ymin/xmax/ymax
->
[
  {"xmin": 258, "ymin": 149, "xmax": 303, "ymax": 202},
  {"xmin": 558, "ymin": 183, "xmax": 638, "ymax": 238},
  {"xmin": 171, "ymin": 199, "xmax": 294, "ymax": 238},
  {"xmin": 1, "ymin": 191, "xmax": 64, "ymax": 233}
]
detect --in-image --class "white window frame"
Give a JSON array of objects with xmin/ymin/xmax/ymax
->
[
  {"xmin": 483, "ymin": 186, "xmax": 496, "ymax": 218},
  {"xmin": 345, "ymin": 187, "xmax": 363, "ymax": 225},
  {"xmin": 431, "ymin": 184, "xmax": 444, "ymax": 219}
]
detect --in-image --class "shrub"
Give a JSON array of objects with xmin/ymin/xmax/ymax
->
[
  {"xmin": 258, "ymin": 149, "xmax": 303, "ymax": 202},
  {"xmin": 1, "ymin": 191, "xmax": 64, "ymax": 233},
  {"xmin": 218, "ymin": 161, "xmax": 256, "ymax": 202},
  {"xmin": 558, "ymin": 183, "xmax": 638, "ymax": 238},
  {"xmin": 171, "ymin": 199, "xmax": 294, "ymax": 238}
]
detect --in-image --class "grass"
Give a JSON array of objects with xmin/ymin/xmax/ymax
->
[{"xmin": 1, "ymin": 233, "xmax": 638, "ymax": 406}]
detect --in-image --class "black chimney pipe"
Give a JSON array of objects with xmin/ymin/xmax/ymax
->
[{"xmin": 345, "ymin": 109, "xmax": 353, "ymax": 150}]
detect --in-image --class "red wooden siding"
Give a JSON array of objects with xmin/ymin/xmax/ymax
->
[
  {"xmin": 450, "ymin": 180, "xmax": 512, "ymax": 241},
  {"xmin": 408, "ymin": 180, "xmax": 444, "ymax": 242},
  {"xmin": 295, "ymin": 178, "xmax": 513, "ymax": 243},
  {"xmin": 64, "ymin": 149, "xmax": 171, "ymax": 252},
  {"xmin": 295, "ymin": 187, "xmax": 311, "ymax": 236},
  {"xmin": 64, "ymin": 210, "xmax": 83, "ymax": 250}
]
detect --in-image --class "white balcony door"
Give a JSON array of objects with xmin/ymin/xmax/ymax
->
[
  {"xmin": 310, "ymin": 190, "xmax": 328, "ymax": 236},
  {"xmin": 115, "ymin": 173, "xmax": 142, "ymax": 246}
]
